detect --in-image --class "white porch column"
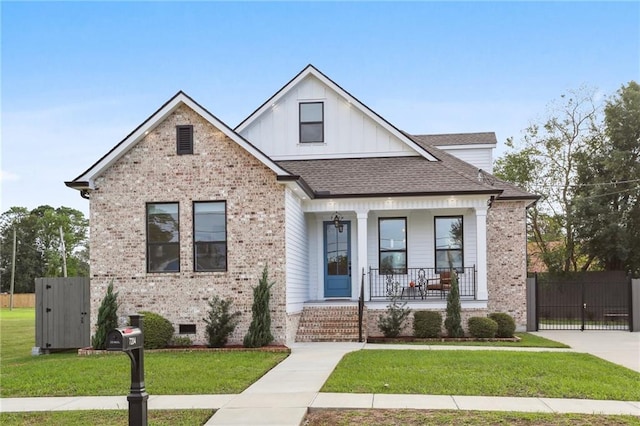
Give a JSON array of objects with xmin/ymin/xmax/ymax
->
[
  {"xmin": 356, "ymin": 211, "xmax": 369, "ymax": 300},
  {"xmin": 475, "ymin": 206, "xmax": 488, "ymax": 300}
]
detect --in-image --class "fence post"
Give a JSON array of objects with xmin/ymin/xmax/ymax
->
[
  {"xmin": 632, "ymin": 278, "xmax": 640, "ymax": 332},
  {"xmin": 526, "ymin": 275, "xmax": 536, "ymax": 332}
]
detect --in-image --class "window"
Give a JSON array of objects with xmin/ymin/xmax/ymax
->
[
  {"xmin": 176, "ymin": 125, "xmax": 193, "ymax": 154},
  {"xmin": 379, "ymin": 218, "xmax": 407, "ymax": 274},
  {"xmin": 435, "ymin": 216, "xmax": 463, "ymax": 271},
  {"xmin": 193, "ymin": 201, "xmax": 227, "ymax": 272},
  {"xmin": 147, "ymin": 203, "xmax": 180, "ymax": 272},
  {"xmin": 299, "ymin": 102, "xmax": 323, "ymax": 143}
]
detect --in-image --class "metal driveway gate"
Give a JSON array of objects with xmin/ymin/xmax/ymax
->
[{"xmin": 536, "ymin": 271, "xmax": 631, "ymax": 331}]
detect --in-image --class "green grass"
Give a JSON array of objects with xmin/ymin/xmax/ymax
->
[
  {"xmin": 305, "ymin": 409, "xmax": 640, "ymax": 426},
  {"xmin": 322, "ymin": 350, "xmax": 640, "ymax": 400},
  {"xmin": 1, "ymin": 308, "xmax": 288, "ymax": 397},
  {"xmin": 0, "ymin": 410, "xmax": 214, "ymax": 425}
]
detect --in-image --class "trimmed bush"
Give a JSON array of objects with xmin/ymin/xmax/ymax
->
[
  {"xmin": 413, "ymin": 311, "xmax": 442, "ymax": 338},
  {"xmin": 204, "ymin": 296, "xmax": 241, "ymax": 348},
  {"xmin": 444, "ymin": 269, "xmax": 464, "ymax": 337},
  {"xmin": 489, "ymin": 312, "xmax": 516, "ymax": 338},
  {"xmin": 468, "ymin": 316, "xmax": 498, "ymax": 338},
  {"xmin": 138, "ymin": 311, "xmax": 174, "ymax": 349}
]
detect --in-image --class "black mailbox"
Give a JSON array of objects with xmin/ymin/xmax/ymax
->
[{"xmin": 107, "ymin": 327, "xmax": 143, "ymax": 352}]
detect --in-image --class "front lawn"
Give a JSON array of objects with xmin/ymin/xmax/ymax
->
[
  {"xmin": 0, "ymin": 409, "xmax": 213, "ymax": 426},
  {"xmin": 1, "ymin": 308, "xmax": 288, "ymax": 397},
  {"xmin": 370, "ymin": 333, "xmax": 569, "ymax": 348},
  {"xmin": 322, "ymin": 350, "xmax": 640, "ymax": 401}
]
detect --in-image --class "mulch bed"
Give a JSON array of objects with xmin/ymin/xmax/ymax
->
[
  {"xmin": 366, "ymin": 336, "xmax": 520, "ymax": 343},
  {"xmin": 78, "ymin": 345, "xmax": 290, "ymax": 356}
]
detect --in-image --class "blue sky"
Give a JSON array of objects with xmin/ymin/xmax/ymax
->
[{"xmin": 2, "ymin": 1, "xmax": 638, "ymax": 217}]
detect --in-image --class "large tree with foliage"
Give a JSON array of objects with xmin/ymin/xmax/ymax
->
[
  {"xmin": 0, "ymin": 205, "xmax": 89, "ymax": 293},
  {"xmin": 573, "ymin": 81, "xmax": 640, "ymax": 275},
  {"xmin": 494, "ymin": 87, "xmax": 602, "ymax": 272}
]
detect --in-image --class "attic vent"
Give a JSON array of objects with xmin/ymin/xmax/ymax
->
[{"xmin": 176, "ymin": 125, "xmax": 193, "ymax": 155}]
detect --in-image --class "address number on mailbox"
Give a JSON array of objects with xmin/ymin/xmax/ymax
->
[{"xmin": 107, "ymin": 327, "xmax": 143, "ymax": 352}]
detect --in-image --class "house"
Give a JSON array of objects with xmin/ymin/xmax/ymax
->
[{"xmin": 66, "ymin": 65, "xmax": 537, "ymax": 344}]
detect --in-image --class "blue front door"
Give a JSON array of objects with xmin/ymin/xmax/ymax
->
[{"xmin": 324, "ymin": 221, "xmax": 351, "ymax": 297}]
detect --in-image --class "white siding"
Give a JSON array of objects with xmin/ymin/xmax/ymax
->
[
  {"xmin": 366, "ymin": 209, "xmax": 478, "ymax": 270},
  {"xmin": 239, "ymin": 75, "xmax": 417, "ymax": 160},
  {"xmin": 438, "ymin": 146, "xmax": 494, "ymax": 172},
  {"xmin": 285, "ymin": 189, "xmax": 308, "ymax": 313}
]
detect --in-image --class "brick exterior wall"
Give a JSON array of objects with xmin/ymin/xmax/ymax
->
[
  {"xmin": 89, "ymin": 104, "xmax": 287, "ymax": 345},
  {"xmin": 486, "ymin": 200, "xmax": 528, "ymax": 328}
]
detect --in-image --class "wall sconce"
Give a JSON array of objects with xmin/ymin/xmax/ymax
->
[{"xmin": 333, "ymin": 212, "xmax": 344, "ymax": 233}]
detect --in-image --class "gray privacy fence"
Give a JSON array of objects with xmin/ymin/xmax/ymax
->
[
  {"xmin": 35, "ymin": 277, "xmax": 90, "ymax": 352},
  {"xmin": 526, "ymin": 272, "xmax": 638, "ymax": 332}
]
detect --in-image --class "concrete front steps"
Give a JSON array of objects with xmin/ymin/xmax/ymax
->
[{"xmin": 295, "ymin": 304, "xmax": 366, "ymax": 342}]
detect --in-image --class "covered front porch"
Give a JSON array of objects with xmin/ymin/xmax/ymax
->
[{"xmin": 285, "ymin": 193, "xmax": 491, "ymax": 308}]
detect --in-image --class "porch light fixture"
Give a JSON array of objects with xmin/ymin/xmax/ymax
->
[{"xmin": 333, "ymin": 212, "xmax": 344, "ymax": 233}]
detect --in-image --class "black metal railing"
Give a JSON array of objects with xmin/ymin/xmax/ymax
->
[{"xmin": 368, "ymin": 266, "xmax": 476, "ymax": 301}]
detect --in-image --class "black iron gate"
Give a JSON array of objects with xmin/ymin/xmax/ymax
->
[{"xmin": 535, "ymin": 271, "xmax": 631, "ymax": 331}]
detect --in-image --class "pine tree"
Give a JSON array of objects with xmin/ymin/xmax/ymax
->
[
  {"xmin": 243, "ymin": 265, "xmax": 274, "ymax": 348},
  {"xmin": 91, "ymin": 281, "xmax": 119, "ymax": 349},
  {"xmin": 444, "ymin": 269, "xmax": 464, "ymax": 337}
]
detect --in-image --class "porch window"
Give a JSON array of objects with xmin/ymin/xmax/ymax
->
[
  {"xmin": 435, "ymin": 216, "xmax": 463, "ymax": 271},
  {"xmin": 299, "ymin": 102, "xmax": 323, "ymax": 143},
  {"xmin": 147, "ymin": 203, "xmax": 180, "ymax": 272},
  {"xmin": 379, "ymin": 217, "xmax": 407, "ymax": 274},
  {"xmin": 193, "ymin": 201, "xmax": 227, "ymax": 272}
]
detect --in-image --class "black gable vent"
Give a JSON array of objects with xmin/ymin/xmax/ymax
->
[{"xmin": 176, "ymin": 125, "xmax": 193, "ymax": 155}]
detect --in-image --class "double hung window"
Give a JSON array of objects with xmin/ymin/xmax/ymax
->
[
  {"xmin": 379, "ymin": 218, "xmax": 407, "ymax": 274},
  {"xmin": 193, "ymin": 201, "xmax": 227, "ymax": 272},
  {"xmin": 147, "ymin": 203, "xmax": 180, "ymax": 272},
  {"xmin": 299, "ymin": 102, "xmax": 324, "ymax": 143},
  {"xmin": 435, "ymin": 216, "xmax": 463, "ymax": 271}
]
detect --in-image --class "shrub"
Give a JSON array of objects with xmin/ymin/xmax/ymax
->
[
  {"xmin": 378, "ymin": 297, "xmax": 411, "ymax": 338},
  {"xmin": 204, "ymin": 296, "xmax": 241, "ymax": 348},
  {"xmin": 444, "ymin": 269, "xmax": 464, "ymax": 337},
  {"xmin": 243, "ymin": 265, "xmax": 274, "ymax": 348},
  {"xmin": 413, "ymin": 311, "xmax": 442, "ymax": 338},
  {"xmin": 169, "ymin": 335, "xmax": 193, "ymax": 347},
  {"xmin": 91, "ymin": 281, "xmax": 119, "ymax": 350},
  {"xmin": 138, "ymin": 311, "xmax": 174, "ymax": 349},
  {"xmin": 468, "ymin": 316, "xmax": 498, "ymax": 338},
  {"xmin": 488, "ymin": 312, "xmax": 516, "ymax": 338}
]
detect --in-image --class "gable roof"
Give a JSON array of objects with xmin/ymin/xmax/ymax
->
[
  {"xmin": 66, "ymin": 91, "xmax": 291, "ymax": 190},
  {"xmin": 235, "ymin": 64, "xmax": 438, "ymax": 162}
]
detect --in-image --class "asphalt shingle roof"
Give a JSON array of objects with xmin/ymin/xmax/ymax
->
[
  {"xmin": 411, "ymin": 132, "xmax": 497, "ymax": 146},
  {"xmin": 276, "ymin": 133, "xmax": 537, "ymax": 202}
]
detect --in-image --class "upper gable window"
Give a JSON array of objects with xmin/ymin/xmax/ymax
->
[
  {"xmin": 176, "ymin": 125, "xmax": 193, "ymax": 155},
  {"xmin": 299, "ymin": 102, "xmax": 324, "ymax": 143}
]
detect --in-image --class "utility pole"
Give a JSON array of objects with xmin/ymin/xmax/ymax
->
[
  {"xmin": 59, "ymin": 226, "xmax": 67, "ymax": 277},
  {"xmin": 10, "ymin": 228, "xmax": 16, "ymax": 311}
]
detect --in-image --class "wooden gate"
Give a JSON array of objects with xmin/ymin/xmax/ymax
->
[
  {"xmin": 35, "ymin": 277, "xmax": 90, "ymax": 351},
  {"xmin": 535, "ymin": 271, "xmax": 631, "ymax": 331}
]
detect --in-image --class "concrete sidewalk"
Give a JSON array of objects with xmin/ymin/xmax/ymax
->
[{"xmin": 1, "ymin": 339, "xmax": 639, "ymax": 424}]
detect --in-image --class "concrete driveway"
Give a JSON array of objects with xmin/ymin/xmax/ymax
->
[{"xmin": 533, "ymin": 331, "xmax": 640, "ymax": 372}]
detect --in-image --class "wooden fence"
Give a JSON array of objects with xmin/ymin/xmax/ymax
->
[{"xmin": 0, "ymin": 293, "xmax": 36, "ymax": 308}]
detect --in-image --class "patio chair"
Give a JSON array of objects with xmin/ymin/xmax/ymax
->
[{"xmin": 426, "ymin": 271, "xmax": 452, "ymax": 297}]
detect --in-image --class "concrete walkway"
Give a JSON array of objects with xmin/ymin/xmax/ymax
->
[{"xmin": 2, "ymin": 337, "xmax": 639, "ymax": 424}]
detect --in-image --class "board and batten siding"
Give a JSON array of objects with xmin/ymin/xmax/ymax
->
[
  {"xmin": 239, "ymin": 75, "xmax": 416, "ymax": 160},
  {"xmin": 285, "ymin": 189, "xmax": 309, "ymax": 313}
]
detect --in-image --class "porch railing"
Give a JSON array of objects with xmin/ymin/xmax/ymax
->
[{"xmin": 368, "ymin": 266, "xmax": 477, "ymax": 301}]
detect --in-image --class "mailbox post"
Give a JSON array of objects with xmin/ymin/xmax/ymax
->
[{"xmin": 107, "ymin": 314, "xmax": 148, "ymax": 426}]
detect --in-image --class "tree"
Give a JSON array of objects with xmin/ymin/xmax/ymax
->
[
  {"xmin": 573, "ymin": 81, "xmax": 640, "ymax": 275},
  {"xmin": 91, "ymin": 281, "xmax": 119, "ymax": 350},
  {"xmin": 444, "ymin": 269, "xmax": 463, "ymax": 337},
  {"xmin": 243, "ymin": 265, "xmax": 274, "ymax": 348},
  {"xmin": 0, "ymin": 205, "xmax": 89, "ymax": 292},
  {"xmin": 494, "ymin": 87, "xmax": 602, "ymax": 272}
]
